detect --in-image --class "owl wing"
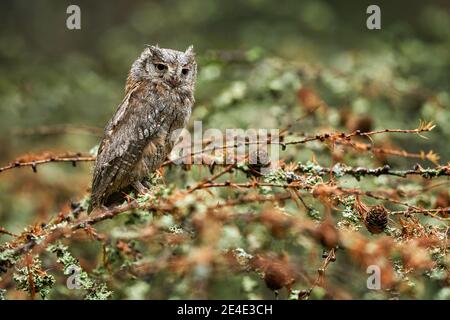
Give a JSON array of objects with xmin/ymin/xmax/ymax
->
[{"xmin": 89, "ymin": 81, "xmax": 163, "ymax": 212}]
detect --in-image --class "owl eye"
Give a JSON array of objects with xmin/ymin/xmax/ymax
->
[
  {"xmin": 181, "ymin": 68, "xmax": 189, "ymax": 75},
  {"xmin": 155, "ymin": 63, "xmax": 166, "ymax": 71}
]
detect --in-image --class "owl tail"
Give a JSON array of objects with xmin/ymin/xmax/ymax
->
[
  {"xmin": 88, "ymin": 172, "xmax": 109, "ymax": 215},
  {"xmin": 87, "ymin": 192, "xmax": 104, "ymax": 214},
  {"xmin": 87, "ymin": 191, "xmax": 100, "ymax": 214}
]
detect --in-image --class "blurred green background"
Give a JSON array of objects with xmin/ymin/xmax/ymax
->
[{"xmin": 0, "ymin": 0, "xmax": 449, "ymax": 299}]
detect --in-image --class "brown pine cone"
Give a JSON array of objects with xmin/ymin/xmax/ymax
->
[{"xmin": 364, "ymin": 205, "xmax": 389, "ymax": 234}]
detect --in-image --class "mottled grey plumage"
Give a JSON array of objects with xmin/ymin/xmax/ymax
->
[{"xmin": 88, "ymin": 45, "xmax": 197, "ymax": 213}]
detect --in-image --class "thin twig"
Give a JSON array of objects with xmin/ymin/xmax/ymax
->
[
  {"xmin": 299, "ymin": 248, "xmax": 336, "ymax": 299},
  {"xmin": 0, "ymin": 153, "xmax": 95, "ymax": 174}
]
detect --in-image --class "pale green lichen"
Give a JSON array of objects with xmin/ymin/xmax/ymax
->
[
  {"xmin": 0, "ymin": 248, "xmax": 18, "ymax": 273},
  {"xmin": 0, "ymin": 288, "xmax": 6, "ymax": 300},
  {"xmin": 13, "ymin": 257, "xmax": 55, "ymax": 300},
  {"xmin": 47, "ymin": 242, "xmax": 112, "ymax": 300},
  {"xmin": 341, "ymin": 196, "xmax": 360, "ymax": 224}
]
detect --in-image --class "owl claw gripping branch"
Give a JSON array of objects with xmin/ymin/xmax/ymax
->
[{"xmin": 88, "ymin": 45, "xmax": 197, "ymax": 213}]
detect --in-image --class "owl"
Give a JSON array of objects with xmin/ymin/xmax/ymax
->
[{"xmin": 88, "ymin": 45, "xmax": 197, "ymax": 213}]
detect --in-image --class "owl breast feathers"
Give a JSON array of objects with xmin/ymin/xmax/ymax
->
[{"xmin": 88, "ymin": 45, "xmax": 197, "ymax": 213}]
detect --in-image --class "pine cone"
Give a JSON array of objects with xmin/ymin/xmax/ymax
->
[{"xmin": 364, "ymin": 205, "xmax": 388, "ymax": 234}]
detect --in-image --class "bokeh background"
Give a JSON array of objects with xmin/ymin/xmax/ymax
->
[{"xmin": 0, "ymin": 0, "xmax": 449, "ymax": 299}]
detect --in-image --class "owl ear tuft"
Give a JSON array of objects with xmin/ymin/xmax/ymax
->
[
  {"xmin": 145, "ymin": 44, "xmax": 162, "ymax": 59},
  {"xmin": 185, "ymin": 45, "xmax": 195, "ymax": 57}
]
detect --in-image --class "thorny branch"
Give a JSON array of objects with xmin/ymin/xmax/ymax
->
[
  {"xmin": 294, "ymin": 163, "xmax": 450, "ymax": 179},
  {"xmin": 0, "ymin": 152, "xmax": 95, "ymax": 174},
  {"xmin": 279, "ymin": 120, "xmax": 436, "ymax": 147}
]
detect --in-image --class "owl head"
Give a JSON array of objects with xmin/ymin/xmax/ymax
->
[{"xmin": 128, "ymin": 45, "xmax": 197, "ymax": 93}]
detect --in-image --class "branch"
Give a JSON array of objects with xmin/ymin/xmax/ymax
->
[
  {"xmin": 187, "ymin": 163, "xmax": 236, "ymax": 193},
  {"xmin": 295, "ymin": 163, "xmax": 450, "ymax": 179},
  {"xmin": 298, "ymin": 248, "xmax": 336, "ymax": 299},
  {"xmin": 0, "ymin": 152, "xmax": 95, "ymax": 174},
  {"xmin": 282, "ymin": 122, "xmax": 436, "ymax": 147},
  {"xmin": 0, "ymin": 227, "xmax": 18, "ymax": 238},
  {"xmin": 164, "ymin": 124, "xmax": 438, "ymax": 166},
  {"xmin": 338, "ymin": 140, "xmax": 440, "ymax": 164}
]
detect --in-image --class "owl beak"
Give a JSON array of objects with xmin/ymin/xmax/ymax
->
[{"xmin": 168, "ymin": 76, "xmax": 181, "ymax": 87}]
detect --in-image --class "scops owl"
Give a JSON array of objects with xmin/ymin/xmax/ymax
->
[{"xmin": 88, "ymin": 45, "xmax": 197, "ymax": 213}]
